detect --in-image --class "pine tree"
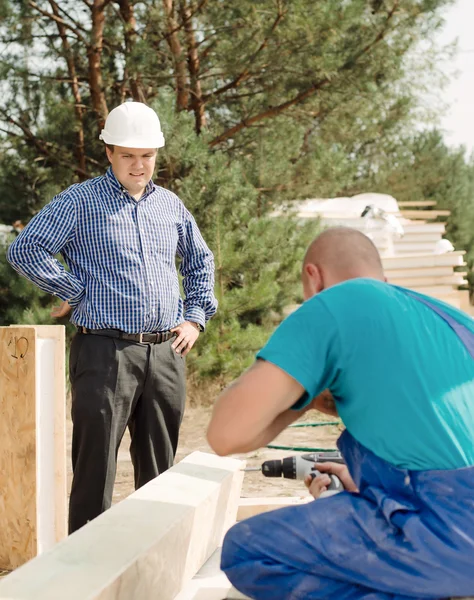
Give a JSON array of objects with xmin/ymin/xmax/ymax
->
[{"xmin": 0, "ymin": 0, "xmax": 460, "ymax": 382}]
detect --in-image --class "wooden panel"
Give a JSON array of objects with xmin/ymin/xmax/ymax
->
[
  {"xmin": 400, "ymin": 210, "xmax": 450, "ymax": 219},
  {"xmin": 174, "ymin": 549, "xmax": 252, "ymax": 600},
  {"xmin": 402, "ymin": 223, "xmax": 445, "ymax": 234},
  {"xmin": 382, "ymin": 252, "xmax": 465, "ymax": 270},
  {"xmin": 398, "ymin": 201, "xmax": 437, "ymax": 207},
  {"xmin": 0, "ymin": 452, "xmax": 244, "ymax": 600},
  {"xmin": 389, "ymin": 275, "xmax": 467, "ymax": 288},
  {"xmin": 226, "ymin": 588, "xmax": 251, "ymax": 599},
  {"xmin": 393, "ymin": 242, "xmax": 439, "ymax": 254},
  {"xmin": 384, "ymin": 266, "xmax": 455, "ymax": 279},
  {"xmin": 9, "ymin": 326, "xmax": 67, "ymax": 547},
  {"xmin": 174, "ymin": 548, "xmax": 232, "ymax": 600},
  {"xmin": 237, "ymin": 496, "xmax": 312, "ymax": 521},
  {"xmin": 0, "ymin": 327, "xmax": 37, "ymax": 569},
  {"xmin": 36, "ymin": 326, "xmax": 67, "ymax": 544},
  {"xmin": 408, "ymin": 285, "xmax": 467, "ymax": 297},
  {"xmin": 397, "ymin": 232, "xmax": 443, "ymax": 243}
]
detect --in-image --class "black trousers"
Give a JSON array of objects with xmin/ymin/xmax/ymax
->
[{"xmin": 68, "ymin": 333, "xmax": 186, "ymax": 533}]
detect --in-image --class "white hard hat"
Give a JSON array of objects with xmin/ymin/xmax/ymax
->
[{"xmin": 99, "ymin": 102, "xmax": 165, "ymax": 148}]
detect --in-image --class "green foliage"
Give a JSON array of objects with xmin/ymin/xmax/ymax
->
[
  {"xmin": 0, "ymin": 0, "xmax": 467, "ymax": 382},
  {"xmin": 0, "ymin": 234, "xmax": 55, "ymax": 326},
  {"xmin": 155, "ymin": 97, "xmax": 319, "ymax": 378}
]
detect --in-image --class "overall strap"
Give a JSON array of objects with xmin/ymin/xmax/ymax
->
[{"xmin": 404, "ymin": 291, "xmax": 474, "ymax": 360}]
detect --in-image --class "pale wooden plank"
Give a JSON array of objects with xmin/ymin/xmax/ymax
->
[
  {"xmin": 408, "ymin": 285, "xmax": 467, "ymax": 297},
  {"xmin": 226, "ymin": 588, "xmax": 252, "ymax": 599},
  {"xmin": 393, "ymin": 242, "xmax": 441, "ymax": 253},
  {"xmin": 389, "ymin": 275, "xmax": 467, "ymax": 287},
  {"xmin": 401, "ymin": 223, "xmax": 445, "ymax": 233},
  {"xmin": 382, "ymin": 252, "xmax": 465, "ymax": 270},
  {"xmin": 174, "ymin": 548, "xmax": 231, "ymax": 600},
  {"xmin": 9, "ymin": 325, "xmax": 67, "ymax": 546},
  {"xmin": 385, "ymin": 266, "xmax": 455, "ymax": 278},
  {"xmin": 35, "ymin": 326, "xmax": 67, "ymax": 545},
  {"xmin": 174, "ymin": 549, "xmax": 252, "ymax": 600},
  {"xmin": 398, "ymin": 200, "xmax": 437, "ymax": 207},
  {"xmin": 237, "ymin": 496, "xmax": 313, "ymax": 521},
  {"xmin": 0, "ymin": 327, "xmax": 37, "ymax": 569},
  {"xmin": 0, "ymin": 452, "xmax": 244, "ymax": 600},
  {"xmin": 396, "ymin": 232, "xmax": 443, "ymax": 243},
  {"xmin": 400, "ymin": 210, "xmax": 450, "ymax": 219}
]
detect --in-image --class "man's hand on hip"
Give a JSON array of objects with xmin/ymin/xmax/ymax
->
[
  {"xmin": 51, "ymin": 300, "xmax": 72, "ymax": 318},
  {"xmin": 171, "ymin": 321, "xmax": 200, "ymax": 356}
]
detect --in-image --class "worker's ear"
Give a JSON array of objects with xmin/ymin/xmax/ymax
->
[{"xmin": 303, "ymin": 263, "xmax": 323, "ymax": 299}]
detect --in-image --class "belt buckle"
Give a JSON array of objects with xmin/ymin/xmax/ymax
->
[{"xmin": 138, "ymin": 332, "xmax": 144, "ymax": 343}]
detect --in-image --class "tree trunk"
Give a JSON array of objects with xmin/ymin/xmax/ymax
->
[
  {"xmin": 88, "ymin": 0, "xmax": 109, "ymax": 129},
  {"xmin": 162, "ymin": 0, "xmax": 189, "ymax": 111},
  {"xmin": 48, "ymin": 0, "xmax": 87, "ymax": 177},
  {"xmin": 117, "ymin": 0, "xmax": 147, "ymax": 103},
  {"xmin": 179, "ymin": 0, "xmax": 206, "ymax": 133}
]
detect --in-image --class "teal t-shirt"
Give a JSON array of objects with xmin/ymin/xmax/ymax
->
[{"xmin": 257, "ymin": 278, "xmax": 474, "ymax": 470}]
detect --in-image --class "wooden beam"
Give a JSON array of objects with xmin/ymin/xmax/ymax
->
[
  {"xmin": 397, "ymin": 232, "xmax": 443, "ymax": 243},
  {"xmin": 400, "ymin": 210, "xmax": 450, "ymax": 220},
  {"xmin": 226, "ymin": 589, "xmax": 252, "ymax": 599},
  {"xmin": 174, "ymin": 548, "xmax": 252, "ymax": 600},
  {"xmin": 402, "ymin": 223, "xmax": 445, "ymax": 234},
  {"xmin": 382, "ymin": 251, "xmax": 465, "ymax": 270},
  {"xmin": 0, "ymin": 452, "xmax": 244, "ymax": 600},
  {"xmin": 0, "ymin": 327, "xmax": 37, "ymax": 569},
  {"xmin": 237, "ymin": 496, "xmax": 312, "ymax": 521},
  {"xmin": 398, "ymin": 201, "xmax": 437, "ymax": 207},
  {"xmin": 0, "ymin": 326, "xmax": 66, "ymax": 570},
  {"xmin": 388, "ymin": 275, "xmax": 467, "ymax": 288},
  {"xmin": 384, "ymin": 266, "xmax": 455, "ymax": 279}
]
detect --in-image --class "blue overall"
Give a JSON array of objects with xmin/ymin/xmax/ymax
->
[{"xmin": 221, "ymin": 296, "xmax": 474, "ymax": 600}]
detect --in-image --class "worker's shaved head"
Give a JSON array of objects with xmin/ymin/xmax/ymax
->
[{"xmin": 302, "ymin": 227, "xmax": 385, "ymax": 299}]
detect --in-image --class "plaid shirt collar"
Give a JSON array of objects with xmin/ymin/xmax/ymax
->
[{"xmin": 105, "ymin": 167, "xmax": 155, "ymax": 200}]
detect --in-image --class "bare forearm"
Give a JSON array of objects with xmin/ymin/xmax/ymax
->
[{"xmin": 226, "ymin": 406, "xmax": 310, "ymax": 454}]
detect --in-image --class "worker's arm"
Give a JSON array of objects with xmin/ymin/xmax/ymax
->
[
  {"xmin": 177, "ymin": 203, "xmax": 218, "ymax": 329},
  {"xmin": 208, "ymin": 359, "xmax": 323, "ymax": 455},
  {"xmin": 208, "ymin": 297, "xmax": 341, "ymax": 455},
  {"xmin": 7, "ymin": 193, "xmax": 85, "ymax": 305}
]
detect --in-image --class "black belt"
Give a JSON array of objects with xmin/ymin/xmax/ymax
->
[{"xmin": 78, "ymin": 327, "xmax": 175, "ymax": 344}]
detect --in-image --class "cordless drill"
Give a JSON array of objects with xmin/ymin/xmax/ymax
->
[{"xmin": 245, "ymin": 451, "xmax": 345, "ymax": 493}]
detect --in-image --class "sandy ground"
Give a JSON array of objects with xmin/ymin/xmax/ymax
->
[{"xmin": 66, "ymin": 406, "xmax": 343, "ymax": 504}]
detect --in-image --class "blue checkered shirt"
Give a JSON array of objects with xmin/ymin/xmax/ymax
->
[{"xmin": 7, "ymin": 168, "xmax": 217, "ymax": 332}]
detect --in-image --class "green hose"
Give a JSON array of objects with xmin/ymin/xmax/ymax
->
[
  {"xmin": 266, "ymin": 420, "xmax": 342, "ymax": 452},
  {"xmin": 288, "ymin": 421, "xmax": 340, "ymax": 428}
]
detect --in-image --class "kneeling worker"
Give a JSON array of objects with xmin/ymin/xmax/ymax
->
[{"xmin": 207, "ymin": 227, "xmax": 474, "ymax": 600}]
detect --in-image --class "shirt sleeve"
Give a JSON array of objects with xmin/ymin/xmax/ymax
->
[
  {"xmin": 256, "ymin": 297, "xmax": 341, "ymax": 410},
  {"xmin": 7, "ymin": 193, "xmax": 86, "ymax": 303},
  {"xmin": 177, "ymin": 205, "xmax": 218, "ymax": 328}
]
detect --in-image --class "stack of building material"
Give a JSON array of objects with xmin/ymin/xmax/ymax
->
[
  {"xmin": 382, "ymin": 252, "xmax": 469, "ymax": 311},
  {"xmin": 282, "ymin": 193, "xmax": 470, "ymax": 312},
  {"xmin": 0, "ymin": 452, "xmax": 244, "ymax": 600}
]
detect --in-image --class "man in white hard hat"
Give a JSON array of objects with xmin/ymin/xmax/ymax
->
[{"xmin": 8, "ymin": 102, "xmax": 218, "ymax": 533}]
